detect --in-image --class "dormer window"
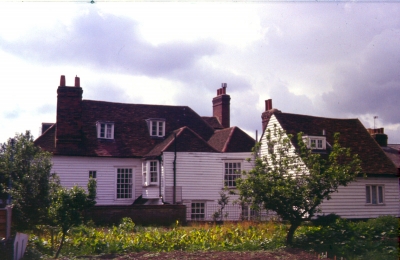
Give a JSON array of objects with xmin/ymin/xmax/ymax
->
[
  {"xmin": 146, "ymin": 119, "xmax": 165, "ymax": 137},
  {"xmin": 97, "ymin": 121, "xmax": 114, "ymax": 139},
  {"xmin": 303, "ymin": 135, "xmax": 326, "ymax": 150}
]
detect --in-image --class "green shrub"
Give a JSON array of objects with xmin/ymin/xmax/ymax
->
[{"xmin": 294, "ymin": 215, "xmax": 398, "ymax": 259}]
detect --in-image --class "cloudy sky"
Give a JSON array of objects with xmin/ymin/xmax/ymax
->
[{"xmin": 0, "ymin": 1, "xmax": 399, "ymax": 145}]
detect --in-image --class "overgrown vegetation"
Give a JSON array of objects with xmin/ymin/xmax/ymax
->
[
  {"xmin": 295, "ymin": 215, "xmax": 399, "ymax": 260},
  {"xmin": 23, "ymin": 216, "xmax": 398, "ymax": 260}
]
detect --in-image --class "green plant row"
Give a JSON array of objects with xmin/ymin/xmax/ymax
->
[
  {"xmin": 29, "ymin": 219, "xmax": 287, "ymax": 258},
  {"xmin": 26, "ymin": 216, "xmax": 399, "ymax": 260}
]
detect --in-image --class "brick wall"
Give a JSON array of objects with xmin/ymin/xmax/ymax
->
[{"xmin": 86, "ymin": 205, "xmax": 186, "ymax": 226}]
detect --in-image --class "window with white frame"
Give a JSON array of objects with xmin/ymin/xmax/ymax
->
[
  {"xmin": 191, "ymin": 202, "xmax": 205, "ymax": 220},
  {"xmin": 97, "ymin": 122, "xmax": 114, "ymax": 139},
  {"xmin": 303, "ymin": 135, "xmax": 326, "ymax": 150},
  {"xmin": 116, "ymin": 168, "xmax": 133, "ymax": 199},
  {"xmin": 224, "ymin": 162, "xmax": 242, "ymax": 187},
  {"xmin": 241, "ymin": 205, "xmax": 259, "ymax": 221},
  {"xmin": 89, "ymin": 170, "xmax": 97, "ymax": 179},
  {"xmin": 142, "ymin": 160, "xmax": 159, "ymax": 186},
  {"xmin": 366, "ymin": 185, "xmax": 384, "ymax": 205},
  {"xmin": 146, "ymin": 119, "xmax": 165, "ymax": 137}
]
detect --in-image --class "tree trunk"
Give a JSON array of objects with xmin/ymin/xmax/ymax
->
[
  {"xmin": 55, "ymin": 230, "xmax": 66, "ymax": 259},
  {"xmin": 286, "ymin": 221, "xmax": 301, "ymax": 245}
]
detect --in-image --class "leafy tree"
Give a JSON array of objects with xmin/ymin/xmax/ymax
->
[
  {"xmin": 0, "ymin": 131, "xmax": 59, "ymax": 231},
  {"xmin": 49, "ymin": 178, "xmax": 96, "ymax": 258},
  {"xmin": 237, "ymin": 125, "xmax": 362, "ymax": 245}
]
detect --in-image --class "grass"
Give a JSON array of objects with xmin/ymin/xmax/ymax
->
[{"xmin": 23, "ymin": 216, "xmax": 399, "ymax": 259}]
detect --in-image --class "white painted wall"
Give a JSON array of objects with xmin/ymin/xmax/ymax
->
[
  {"xmin": 51, "ymin": 156, "xmax": 142, "ymax": 205},
  {"xmin": 319, "ymin": 177, "xmax": 399, "ymax": 218},
  {"xmin": 161, "ymin": 151, "xmax": 254, "ymax": 220}
]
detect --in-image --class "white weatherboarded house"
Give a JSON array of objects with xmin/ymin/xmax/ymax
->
[
  {"xmin": 259, "ymin": 99, "xmax": 399, "ymax": 219},
  {"xmin": 35, "ymin": 76, "xmax": 256, "ymax": 221}
]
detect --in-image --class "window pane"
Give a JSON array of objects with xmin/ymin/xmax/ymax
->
[
  {"xmin": 366, "ymin": 186, "xmax": 371, "ymax": 203},
  {"xmin": 100, "ymin": 124, "xmax": 105, "ymax": 138},
  {"xmin": 117, "ymin": 168, "xmax": 132, "ymax": 199},
  {"xmin": 151, "ymin": 122, "xmax": 157, "ymax": 136},
  {"xmin": 158, "ymin": 121, "xmax": 163, "ymax": 136},
  {"xmin": 371, "ymin": 185, "xmax": 377, "ymax": 204},
  {"xmin": 378, "ymin": 186, "xmax": 383, "ymax": 203},
  {"xmin": 224, "ymin": 162, "xmax": 242, "ymax": 187}
]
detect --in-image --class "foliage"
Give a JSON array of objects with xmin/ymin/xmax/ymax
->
[
  {"xmin": 295, "ymin": 215, "xmax": 398, "ymax": 259},
  {"xmin": 27, "ymin": 221, "xmax": 286, "ymax": 258},
  {"xmin": 49, "ymin": 178, "xmax": 97, "ymax": 258},
  {"xmin": 25, "ymin": 218, "xmax": 397, "ymax": 259},
  {"xmin": 0, "ymin": 131, "xmax": 60, "ymax": 231},
  {"xmin": 212, "ymin": 190, "xmax": 230, "ymax": 222},
  {"xmin": 236, "ymin": 125, "xmax": 362, "ymax": 244}
]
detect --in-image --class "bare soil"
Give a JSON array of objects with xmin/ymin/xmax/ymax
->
[{"xmin": 75, "ymin": 248, "xmax": 320, "ymax": 260}]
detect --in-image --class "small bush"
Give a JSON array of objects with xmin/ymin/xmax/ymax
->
[{"xmin": 312, "ymin": 213, "xmax": 341, "ymax": 226}]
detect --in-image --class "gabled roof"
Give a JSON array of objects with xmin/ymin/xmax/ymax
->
[
  {"xmin": 145, "ymin": 126, "xmax": 219, "ymax": 158},
  {"xmin": 208, "ymin": 127, "xmax": 255, "ymax": 153},
  {"xmin": 269, "ymin": 112, "xmax": 397, "ymax": 175}
]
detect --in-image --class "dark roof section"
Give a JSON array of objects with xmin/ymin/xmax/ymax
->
[
  {"xmin": 208, "ymin": 127, "xmax": 255, "ymax": 153},
  {"xmin": 145, "ymin": 127, "xmax": 219, "ymax": 158},
  {"xmin": 383, "ymin": 144, "xmax": 400, "ymax": 169},
  {"xmin": 36, "ymin": 100, "xmax": 216, "ymax": 157},
  {"xmin": 273, "ymin": 113, "xmax": 397, "ymax": 175},
  {"xmin": 35, "ymin": 124, "xmax": 57, "ymax": 154},
  {"xmin": 202, "ymin": 116, "xmax": 224, "ymax": 129}
]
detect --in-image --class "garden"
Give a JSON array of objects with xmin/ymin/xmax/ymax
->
[{"xmin": 23, "ymin": 215, "xmax": 398, "ymax": 260}]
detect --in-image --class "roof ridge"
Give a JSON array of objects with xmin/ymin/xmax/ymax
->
[{"xmin": 278, "ymin": 112, "xmax": 359, "ymax": 121}]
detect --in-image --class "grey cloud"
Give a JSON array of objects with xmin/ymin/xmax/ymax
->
[
  {"xmin": 0, "ymin": 8, "xmax": 218, "ymax": 77},
  {"xmin": 322, "ymin": 28, "xmax": 400, "ymax": 125}
]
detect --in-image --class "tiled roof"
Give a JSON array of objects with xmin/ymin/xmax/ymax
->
[
  {"xmin": 208, "ymin": 127, "xmax": 255, "ymax": 153},
  {"xmin": 271, "ymin": 112, "xmax": 397, "ymax": 175},
  {"xmin": 201, "ymin": 116, "xmax": 224, "ymax": 129},
  {"xmin": 145, "ymin": 127, "xmax": 218, "ymax": 157},
  {"xmin": 35, "ymin": 99, "xmax": 254, "ymax": 157}
]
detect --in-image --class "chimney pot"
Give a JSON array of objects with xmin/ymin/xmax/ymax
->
[
  {"xmin": 75, "ymin": 76, "xmax": 80, "ymax": 87},
  {"xmin": 222, "ymin": 83, "xmax": 227, "ymax": 94},
  {"xmin": 265, "ymin": 99, "xmax": 272, "ymax": 111},
  {"xmin": 60, "ymin": 75, "xmax": 66, "ymax": 87}
]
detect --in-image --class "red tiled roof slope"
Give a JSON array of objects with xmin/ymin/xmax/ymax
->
[
  {"xmin": 145, "ymin": 127, "xmax": 218, "ymax": 157},
  {"xmin": 273, "ymin": 113, "xmax": 397, "ymax": 175},
  {"xmin": 208, "ymin": 127, "xmax": 255, "ymax": 153},
  {"xmin": 202, "ymin": 116, "xmax": 224, "ymax": 129}
]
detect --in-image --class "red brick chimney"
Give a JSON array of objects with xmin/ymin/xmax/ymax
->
[
  {"xmin": 261, "ymin": 99, "xmax": 281, "ymax": 132},
  {"xmin": 212, "ymin": 83, "xmax": 230, "ymax": 128},
  {"xmin": 56, "ymin": 75, "xmax": 83, "ymax": 153},
  {"xmin": 367, "ymin": 128, "xmax": 388, "ymax": 147}
]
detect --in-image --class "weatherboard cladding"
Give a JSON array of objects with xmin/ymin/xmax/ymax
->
[{"xmin": 272, "ymin": 112, "xmax": 397, "ymax": 175}]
